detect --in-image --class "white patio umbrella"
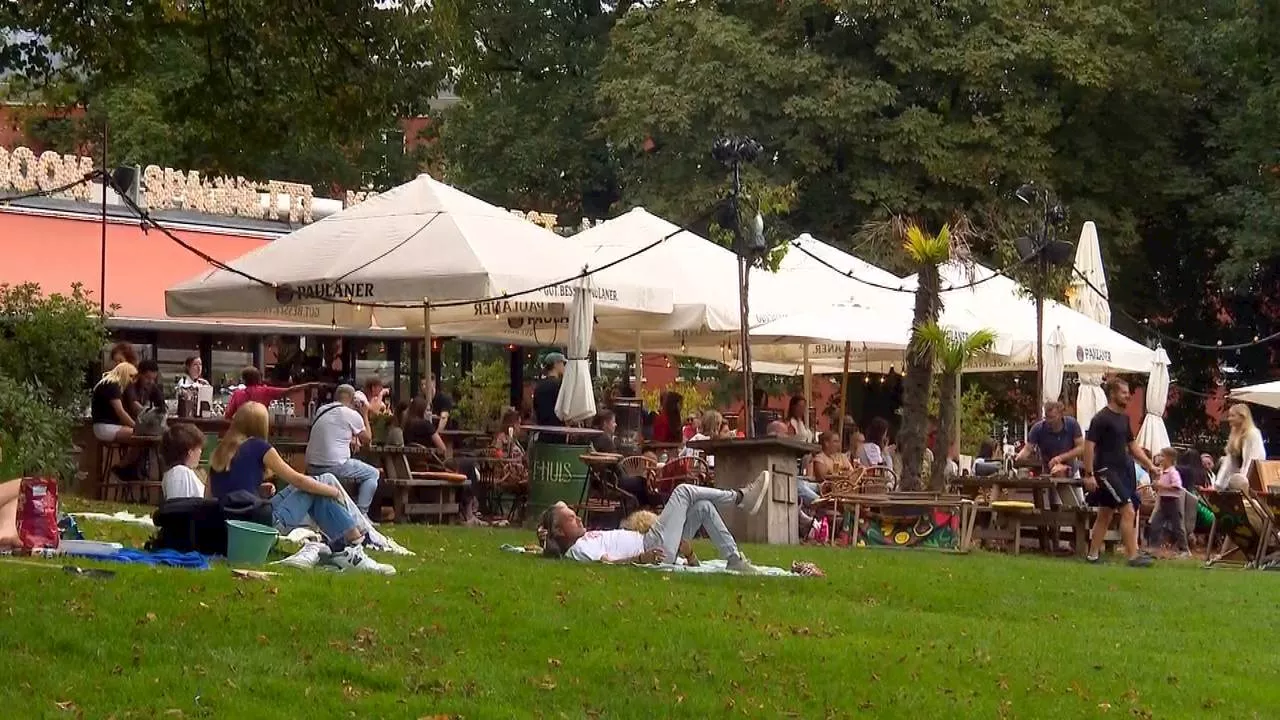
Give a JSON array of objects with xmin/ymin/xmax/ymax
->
[
  {"xmin": 1043, "ymin": 326, "xmax": 1067, "ymax": 405},
  {"xmin": 165, "ymin": 174, "xmax": 671, "ymax": 329},
  {"xmin": 555, "ymin": 276, "xmax": 597, "ymax": 423},
  {"xmin": 1137, "ymin": 347, "xmax": 1172, "ymax": 453},
  {"xmin": 1229, "ymin": 380, "xmax": 1280, "ymax": 409},
  {"xmin": 1069, "ymin": 221, "xmax": 1111, "ymax": 429}
]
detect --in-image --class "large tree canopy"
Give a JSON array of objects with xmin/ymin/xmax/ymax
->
[{"xmin": 2, "ymin": 1, "xmax": 443, "ymax": 189}]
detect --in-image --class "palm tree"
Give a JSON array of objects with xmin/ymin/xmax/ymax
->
[
  {"xmin": 915, "ymin": 323, "xmax": 997, "ymax": 490},
  {"xmin": 895, "ymin": 224, "xmax": 953, "ymax": 490}
]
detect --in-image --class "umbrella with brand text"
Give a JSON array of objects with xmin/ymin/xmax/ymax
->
[{"xmin": 165, "ymin": 174, "xmax": 671, "ymax": 329}]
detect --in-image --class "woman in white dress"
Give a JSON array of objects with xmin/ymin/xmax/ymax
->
[{"xmin": 1214, "ymin": 403, "xmax": 1268, "ymax": 491}]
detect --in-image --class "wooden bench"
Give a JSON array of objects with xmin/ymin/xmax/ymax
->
[{"xmin": 381, "ymin": 449, "xmax": 465, "ymax": 524}]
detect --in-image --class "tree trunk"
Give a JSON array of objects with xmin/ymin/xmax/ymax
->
[
  {"xmin": 931, "ymin": 370, "xmax": 958, "ymax": 491},
  {"xmin": 897, "ymin": 266, "xmax": 942, "ymax": 491}
]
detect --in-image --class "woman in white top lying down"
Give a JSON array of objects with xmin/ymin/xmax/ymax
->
[{"xmin": 538, "ymin": 477, "xmax": 774, "ymax": 574}]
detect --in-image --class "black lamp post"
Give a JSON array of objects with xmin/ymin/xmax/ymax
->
[
  {"xmin": 713, "ymin": 136, "xmax": 764, "ymax": 436},
  {"xmin": 1014, "ymin": 183, "xmax": 1072, "ymax": 416}
]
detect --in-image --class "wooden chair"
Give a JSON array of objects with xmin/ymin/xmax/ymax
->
[
  {"xmin": 381, "ymin": 450, "xmax": 466, "ymax": 524},
  {"xmin": 653, "ymin": 455, "xmax": 713, "ymax": 499},
  {"xmin": 618, "ymin": 455, "xmax": 659, "ymax": 486},
  {"xmin": 578, "ymin": 453, "xmax": 632, "ymax": 529},
  {"xmin": 98, "ymin": 436, "xmax": 163, "ymax": 504},
  {"xmin": 475, "ymin": 448, "xmax": 529, "ymax": 522},
  {"xmin": 1199, "ymin": 489, "xmax": 1270, "ymax": 568},
  {"xmin": 1253, "ymin": 493, "xmax": 1280, "ymax": 567}
]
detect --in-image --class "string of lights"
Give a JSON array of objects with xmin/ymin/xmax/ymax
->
[
  {"xmin": 787, "ymin": 240, "xmax": 1039, "ymax": 294},
  {"xmin": 1070, "ymin": 268, "xmax": 1280, "ymax": 351},
  {"xmin": 107, "ymin": 171, "xmax": 708, "ymax": 312}
]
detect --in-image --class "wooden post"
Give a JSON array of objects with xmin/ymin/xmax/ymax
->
[
  {"xmin": 838, "ymin": 341, "xmax": 851, "ymax": 442},
  {"xmin": 802, "ymin": 342, "xmax": 813, "ymax": 427}
]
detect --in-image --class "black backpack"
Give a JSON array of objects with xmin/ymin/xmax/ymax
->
[{"xmin": 149, "ymin": 498, "xmax": 228, "ymax": 555}]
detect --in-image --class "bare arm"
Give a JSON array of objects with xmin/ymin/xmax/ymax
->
[
  {"xmin": 435, "ymin": 411, "xmax": 449, "ymax": 434},
  {"xmin": 1129, "ymin": 441, "xmax": 1159, "ymax": 476},
  {"xmin": 1053, "ymin": 437, "xmax": 1086, "ymax": 465},
  {"xmin": 110, "ymin": 398, "xmax": 136, "ymax": 427},
  {"xmin": 1083, "ymin": 440, "xmax": 1096, "ymax": 477},
  {"xmin": 262, "ymin": 448, "xmax": 340, "ymax": 498}
]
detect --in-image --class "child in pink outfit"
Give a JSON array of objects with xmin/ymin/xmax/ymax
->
[{"xmin": 1149, "ymin": 447, "xmax": 1189, "ymax": 556}]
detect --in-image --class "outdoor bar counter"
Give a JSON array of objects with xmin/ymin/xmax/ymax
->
[
  {"xmin": 75, "ymin": 415, "xmax": 314, "ymax": 499},
  {"xmin": 687, "ymin": 436, "xmax": 818, "ymax": 545}
]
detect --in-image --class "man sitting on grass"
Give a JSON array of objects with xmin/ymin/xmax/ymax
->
[{"xmin": 539, "ymin": 475, "xmax": 772, "ymax": 574}]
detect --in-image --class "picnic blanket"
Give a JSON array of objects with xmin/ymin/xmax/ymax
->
[
  {"xmin": 65, "ymin": 547, "xmax": 210, "ymax": 569},
  {"xmin": 69, "ymin": 511, "xmax": 155, "ymax": 528}
]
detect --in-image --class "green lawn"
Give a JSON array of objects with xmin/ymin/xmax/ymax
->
[{"xmin": 3, "ymin": 501, "xmax": 1279, "ymax": 719}]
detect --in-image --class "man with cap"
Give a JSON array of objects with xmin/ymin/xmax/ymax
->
[{"xmin": 533, "ymin": 351, "xmax": 567, "ymax": 428}]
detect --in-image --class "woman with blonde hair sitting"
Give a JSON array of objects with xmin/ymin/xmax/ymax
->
[
  {"xmin": 90, "ymin": 362, "xmax": 138, "ymax": 443},
  {"xmin": 1214, "ymin": 403, "xmax": 1268, "ymax": 491},
  {"xmin": 209, "ymin": 402, "xmax": 393, "ymax": 574}
]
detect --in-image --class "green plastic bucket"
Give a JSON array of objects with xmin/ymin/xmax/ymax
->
[{"xmin": 225, "ymin": 520, "xmax": 278, "ymax": 564}]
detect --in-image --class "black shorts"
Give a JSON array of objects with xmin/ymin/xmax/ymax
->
[{"xmin": 1086, "ymin": 467, "xmax": 1137, "ymax": 509}]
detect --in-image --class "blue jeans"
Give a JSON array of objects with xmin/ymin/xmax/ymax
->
[
  {"xmin": 271, "ymin": 473, "xmax": 358, "ymax": 541},
  {"xmin": 307, "ymin": 458, "xmax": 380, "ymax": 514},
  {"xmin": 797, "ymin": 477, "xmax": 820, "ymax": 505},
  {"xmin": 642, "ymin": 484, "xmax": 742, "ymax": 563}
]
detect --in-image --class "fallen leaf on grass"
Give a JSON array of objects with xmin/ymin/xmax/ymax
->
[
  {"xmin": 537, "ymin": 676, "xmax": 557, "ymax": 691},
  {"xmin": 1098, "ymin": 702, "xmax": 1112, "ymax": 712},
  {"xmin": 55, "ymin": 700, "xmax": 76, "ymax": 712},
  {"xmin": 163, "ymin": 710, "xmax": 183, "ymax": 717},
  {"xmin": 547, "ymin": 658, "xmax": 562, "ymax": 668},
  {"xmin": 138, "ymin": 612, "xmax": 157, "ymax": 625}
]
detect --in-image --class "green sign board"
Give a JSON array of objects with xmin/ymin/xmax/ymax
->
[{"xmin": 526, "ymin": 440, "xmax": 591, "ymax": 526}]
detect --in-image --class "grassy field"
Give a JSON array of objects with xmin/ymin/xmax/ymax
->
[{"xmin": 3, "ymin": 501, "xmax": 1280, "ymax": 719}]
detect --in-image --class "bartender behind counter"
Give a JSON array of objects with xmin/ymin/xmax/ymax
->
[{"xmin": 532, "ymin": 352, "xmax": 566, "ymax": 443}]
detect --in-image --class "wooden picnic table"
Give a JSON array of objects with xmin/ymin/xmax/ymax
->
[
  {"xmin": 816, "ymin": 492, "xmax": 977, "ymax": 552},
  {"xmin": 958, "ymin": 474, "xmax": 1089, "ymax": 555}
]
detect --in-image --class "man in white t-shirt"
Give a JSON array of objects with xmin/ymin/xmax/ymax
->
[
  {"xmin": 306, "ymin": 385, "xmax": 379, "ymax": 515},
  {"xmin": 539, "ymin": 474, "xmax": 774, "ymax": 573}
]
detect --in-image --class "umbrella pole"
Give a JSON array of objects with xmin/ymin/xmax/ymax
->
[
  {"xmin": 838, "ymin": 341, "xmax": 851, "ymax": 443},
  {"xmin": 803, "ymin": 343, "xmax": 813, "ymax": 428},
  {"xmin": 634, "ymin": 332, "xmax": 643, "ymax": 393},
  {"xmin": 422, "ymin": 298, "xmax": 431, "ymax": 383}
]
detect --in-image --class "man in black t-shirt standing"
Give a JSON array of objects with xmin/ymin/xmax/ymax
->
[
  {"xmin": 532, "ymin": 352, "xmax": 566, "ymax": 429},
  {"xmin": 1083, "ymin": 378, "xmax": 1161, "ymax": 566}
]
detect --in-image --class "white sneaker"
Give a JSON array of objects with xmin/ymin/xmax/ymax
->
[
  {"xmin": 274, "ymin": 541, "xmax": 329, "ymax": 569},
  {"xmin": 727, "ymin": 554, "xmax": 763, "ymax": 574},
  {"xmin": 331, "ymin": 545, "xmax": 397, "ymax": 575},
  {"xmin": 738, "ymin": 471, "xmax": 772, "ymax": 515}
]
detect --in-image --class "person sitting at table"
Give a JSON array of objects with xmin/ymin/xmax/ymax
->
[
  {"xmin": 124, "ymin": 359, "xmax": 168, "ymax": 420},
  {"xmin": 973, "ymin": 439, "xmax": 1002, "ymax": 477},
  {"xmin": 355, "ymin": 377, "xmax": 390, "ymax": 419},
  {"xmin": 384, "ymin": 401, "xmax": 411, "ymax": 446},
  {"xmin": 160, "ymin": 422, "xmax": 208, "ymax": 500},
  {"xmin": 539, "ymin": 473, "xmax": 773, "ymax": 573},
  {"xmin": 211, "ymin": 402, "xmax": 393, "ymax": 574},
  {"xmin": 225, "ymin": 367, "xmax": 319, "ymax": 419},
  {"xmin": 591, "ymin": 410, "xmax": 619, "ymax": 454},
  {"xmin": 304, "ymin": 384, "xmax": 380, "ymax": 517},
  {"xmin": 859, "ymin": 417, "xmax": 891, "ymax": 467},
  {"xmin": 1214, "ymin": 403, "xmax": 1267, "ymax": 491},
  {"xmin": 786, "ymin": 395, "xmax": 815, "ymax": 443},
  {"xmin": 651, "ymin": 391, "xmax": 683, "ymax": 445},
  {"xmin": 1016, "ymin": 401, "xmax": 1084, "ymax": 476},
  {"xmin": 91, "ymin": 362, "xmax": 138, "ymax": 444},
  {"xmin": 492, "ymin": 407, "xmax": 525, "ymax": 458},
  {"xmin": 402, "ymin": 397, "xmax": 448, "ymax": 454},
  {"xmin": 425, "ymin": 374, "xmax": 456, "ymax": 433}
]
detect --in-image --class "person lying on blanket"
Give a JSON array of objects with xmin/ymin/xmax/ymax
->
[{"xmin": 538, "ymin": 475, "xmax": 773, "ymax": 574}]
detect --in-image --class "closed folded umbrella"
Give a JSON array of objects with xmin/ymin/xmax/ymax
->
[
  {"xmin": 1137, "ymin": 347, "xmax": 1171, "ymax": 453},
  {"xmin": 555, "ymin": 276, "xmax": 597, "ymax": 424},
  {"xmin": 1043, "ymin": 327, "xmax": 1067, "ymax": 405}
]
